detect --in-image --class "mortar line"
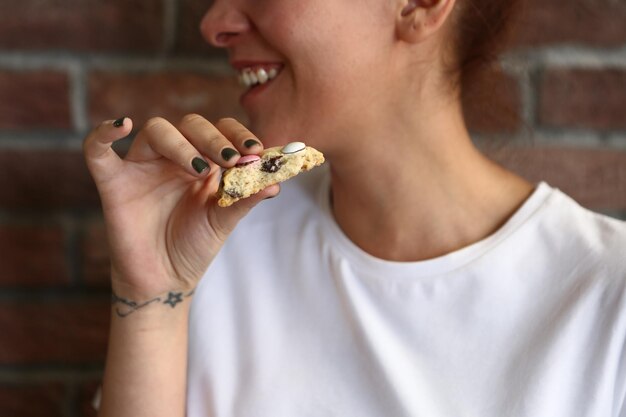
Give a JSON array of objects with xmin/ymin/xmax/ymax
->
[
  {"xmin": 61, "ymin": 213, "xmax": 83, "ymax": 288},
  {"xmin": 501, "ymin": 60, "xmax": 535, "ymax": 142},
  {"xmin": 0, "ymin": 52, "xmax": 232, "ymax": 74},
  {"xmin": 504, "ymin": 45, "xmax": 626, "ymax": 69},
  {"xmin": 0, "ymin": 366, "xmax": 103, "ymax": 382},
  {"xmin": 162, "ymin": 0, "xmax": 180, "ymax": 54},
  {"xmin": 65, "ymin": 382, "xmax": 79, "ymax": 417},
  {"xmin": 68, "ymin": 62, "xmax": 89, "ymax": 134}
]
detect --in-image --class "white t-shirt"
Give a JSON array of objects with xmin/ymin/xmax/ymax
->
[{"xmin": 187, "ymin": 168, "xmax": 626, "ymax": 417}]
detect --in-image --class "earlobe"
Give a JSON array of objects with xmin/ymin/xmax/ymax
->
[{"xmin": 397, "ymin": 0, "xmax": 454, "ymax": 44}]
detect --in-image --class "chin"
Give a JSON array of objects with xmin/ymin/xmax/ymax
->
[
  {"xmin": 247, "ymin": 116, "xmax": 304, "ymax": 149},
  {"xmin": 246, "ymin": 109, "xmax": 329, "ymax": 153}
]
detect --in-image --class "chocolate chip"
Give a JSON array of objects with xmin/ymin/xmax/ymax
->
[
  {"xmin": 225, "ymin": 188, "xmax": 243, "ymax": 198},
  {"xmin": 261, "ymin": 156, "xmax": 283, "ymax": 173}
]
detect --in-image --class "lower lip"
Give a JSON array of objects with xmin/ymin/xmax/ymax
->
[{"xmin": 239, "ymin": 72, "xmax": 280, "ymax": 107}]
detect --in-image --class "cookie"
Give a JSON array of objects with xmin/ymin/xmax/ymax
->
[{"xmin": 216, "ymin": 141, "xmax": 325, "ymax": 207}]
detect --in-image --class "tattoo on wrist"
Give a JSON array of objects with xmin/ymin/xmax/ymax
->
[{"xmin": 111, "ymin": 289, "xmax": 196, "ymax": 318}]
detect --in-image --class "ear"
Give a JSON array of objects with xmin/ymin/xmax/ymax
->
[{"xmin": 396, "ymin": 0, "xmax": 456, "ymax": 44}]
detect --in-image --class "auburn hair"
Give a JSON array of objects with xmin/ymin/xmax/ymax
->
[{"xmin": 451, "ymin": 0, "xmax": 524, "ymax": 90}]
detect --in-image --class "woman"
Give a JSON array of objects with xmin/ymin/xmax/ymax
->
[{"xmin": 84, "ymin": 0, "xmax": 626, "ymax": 416}]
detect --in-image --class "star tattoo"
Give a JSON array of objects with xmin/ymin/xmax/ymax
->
[
  {"xmin": 163, "ymin": 291, "xmax": 184, "ymax": 308},
  {"xmin": 111, "ymin": 288, "xmax": 196, "ymax": 317}
]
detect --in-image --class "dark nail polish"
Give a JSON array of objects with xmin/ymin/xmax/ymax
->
[
  {"xmin": 244, "ymin": 139, "xmax": 260, "ymax": 148},
  {"xmin": 192, "ymin": 157, "xmax": 210, "ymax": 174},
  {"xmin": 221, "ymin": 148, "xmax": 239, "ymax": 161},
  {"xmin": 113, "ymin": 117, "xmax": 126, "ymax": 128}
]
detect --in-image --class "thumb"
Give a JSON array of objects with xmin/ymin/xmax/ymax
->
[{"xmin": 208, "ymin": 184, "xmax": 280, "ymax": 239}]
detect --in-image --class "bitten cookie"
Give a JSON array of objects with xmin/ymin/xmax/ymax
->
[{"xmin": 216, "ymin": 141, "xmax": 325, "ymax": 207}]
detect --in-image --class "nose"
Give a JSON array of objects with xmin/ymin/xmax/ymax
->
[{"xmin": 200, "ymin": 0, "xmax": 250, "ymax": 48}]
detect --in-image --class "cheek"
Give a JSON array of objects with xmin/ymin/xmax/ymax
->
[
  {"xmin": 299, "ymin": 58, "xmax": 370, "ymax": 122},
  {"xmin": 246, "ymin": 2, "xmax": 387, "ymax": 143}
]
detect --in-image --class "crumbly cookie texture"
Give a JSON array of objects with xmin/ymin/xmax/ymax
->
[{"xmin": 216, "ymin": 143, "xmax": 325, "ymax": 207}]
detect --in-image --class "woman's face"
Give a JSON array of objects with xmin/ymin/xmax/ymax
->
[{"xmin": 201, "ymin": 0, "xmax": 396, "ymax": 150}]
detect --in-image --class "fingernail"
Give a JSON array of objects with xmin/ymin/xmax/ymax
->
[
  {"xmin": 192, "ymin": 157, "xmax": 210, "ymax": 174},
  {"xmin": 113, "ymin": 117, "xmax": 126, "ymax": 128},
  {"xmin": 265, "ymin": 190, "xmax": 280, "ymax": 200},
  {"xmin": 221, "ymin": 148, "xmax": 239, "ymax": 161},
  {"xmin": 244, "ymin": 139, "xmax": 260, "ymax": 148}
]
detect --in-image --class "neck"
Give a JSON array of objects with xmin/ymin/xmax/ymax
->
[{"xmin": 325, "ymin": 87, "xmax": 532, "ymax": 262}]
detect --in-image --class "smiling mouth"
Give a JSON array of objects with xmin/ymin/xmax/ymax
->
[{"xmin": 237, "ymin": 65, "xmax": 282, "ymax": 91}]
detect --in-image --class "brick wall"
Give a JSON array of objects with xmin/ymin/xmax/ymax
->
[{"xmin": 0, "ymin": 0, "xmax": 624, "ymax": 415}]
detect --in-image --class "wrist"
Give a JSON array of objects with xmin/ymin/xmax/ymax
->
[{"xmin": 110, "ymin": 286, "xmax": 196, "ymax": 319}]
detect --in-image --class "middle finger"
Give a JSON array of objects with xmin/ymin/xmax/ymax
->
[{"xmin": 178, "ymin": 115, "xmax": 264, "ymax": 168}]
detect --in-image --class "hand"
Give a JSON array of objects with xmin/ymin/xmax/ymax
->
[{"xmin": 83, "ymin": 115, "xmax": 278, "ymax": 300}]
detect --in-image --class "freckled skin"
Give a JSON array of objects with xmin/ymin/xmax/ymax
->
[{"xmin": 201, "ymin": 0, "xmax": 395, "ymax": 153}]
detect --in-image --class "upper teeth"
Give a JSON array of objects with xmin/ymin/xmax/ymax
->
[{"xmin": 239, "ymin": 67, "xmax": 279, "ymax": 88}]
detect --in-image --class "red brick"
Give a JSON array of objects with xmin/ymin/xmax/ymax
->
[
  {"xmin": 0, "ymin": 301, "xmax": 109, "ymax": 364},
  {"xmin": 538, "ymin": 68, "xmax": 626, "ymax": 130},
  {"xmin": 88, "ymin": 71, "xmax": 246, "ymax": 130},
  {"xmin": 0, "ymin": 0, "xmax": 163, "ymax": 52},
  {"xmin": 175, "ymin": 0, "xmax": 222, "ymax": 55},
  {"xmin": 0, "ymin": 150, "xmax": 100, "ymax": 210},
  {"xmin": 488, "ymin": 146, "xmax": 626, "ymax": 210},
  {"xmin": 82, "ymin": 221, "xmax": 111, "ymax": 288},
  {"xmin": 463, "ymin": 68, "xmax": 522, "ymax": 134},
  {"xmin": 0, "ymin": 383, "xmax": 64, "ymax": 417},
  {"xmin": 0, "ymin": 71, "xmax": 71, "ymax": 130},
  {"xmin": 0, "ymin": 225, "xmax": 69, "ymax": 287},
  {"xmin": 512, "ymin": 0, "xmax": 626, "ymax": 47}
]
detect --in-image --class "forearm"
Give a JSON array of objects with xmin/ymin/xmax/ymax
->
[
  {"xmin": 83, "ymin": 115, "xmax": 267, "ymax": 416},
  {"xmin": 98, "ymin": 288, "xmax": 193, "ymax": 417}
]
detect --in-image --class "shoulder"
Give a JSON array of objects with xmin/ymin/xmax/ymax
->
[
  {"xmin": 541, "ymin": 185, "xmax": 626, "ymax": 262},
  {"xmin": 534, "ymin": 184, "xmax": 626, "ymax": 295}
]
